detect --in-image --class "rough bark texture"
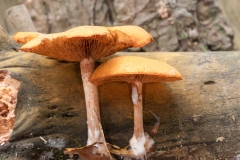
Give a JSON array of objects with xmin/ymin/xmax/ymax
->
[
  {"xmin": 0, "ymin": 0, "xmax": 234, "ymax": 52},
  {"xmin": 215, "ymin": 0, "xmax": 240, "ymax": 50},
  {"xmin": 4, "ymin": 4, "xmax": 36, "ymax": 35},
  {"xmin": 1, "ymin": 30, "xmax": 240, "ymax": 159}
]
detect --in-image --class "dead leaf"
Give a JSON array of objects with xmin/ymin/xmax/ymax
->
[{"xmin": 64, "ymin": 142, "xmax": 114, "ymax": 160}]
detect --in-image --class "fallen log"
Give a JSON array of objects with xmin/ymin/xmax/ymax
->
[{"xmin": 0, "ymin": 50, "xmax": 239, "ymax": 159}]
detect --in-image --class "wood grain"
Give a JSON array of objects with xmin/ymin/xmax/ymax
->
[{"xmin": 0, "ymin": 51, "xmax": 239, "ymax": 159}]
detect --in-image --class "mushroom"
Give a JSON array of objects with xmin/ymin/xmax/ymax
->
[
  {"xmin": 13, "ymin": 32, "xmax": 40, "ymax": 44},
  {"xmin": 90, "ymin": 56, "xmax": 182, "ymax": 158},
  {"xmin": 16, "ymin": 26, "xmax": 153, "ymax": 155}
]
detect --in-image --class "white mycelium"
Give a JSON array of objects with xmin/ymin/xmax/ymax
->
[
  {"xmin": 87, "ymin": 127, "xmax": 93, "ymax": 145},
  {"xmin": 130, "ymin": 132, "xmax": 155, "ymax": 157},
  {"xmin": 129, "ymin": 133, "xmax": 147, "ymax": 157},
  {"xmin": 132, "ymin": 84, "xmax": 138, "ymax": 105},
  {"xmin": 94, "ymin": 128, "xmax": 100, "ymax": 139},
  {"xmin": 145, "ymin": 132, "xmax": 155, "ymax": 151}
]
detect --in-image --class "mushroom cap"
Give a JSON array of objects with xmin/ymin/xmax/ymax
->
[
  {"xmin": 106, "ymin": 26, "xmax": 154, "ymax": 48},
  {"xmin": 90, "ymin": 56, "xmax": 183, "ymax": 85},
  {"xmin": 13, "ymin": 32, "xmax": 40, "ymax": 44},
  {"xmin": 19, "ymin": 26, "xmax": 154, "ymax": 62}
]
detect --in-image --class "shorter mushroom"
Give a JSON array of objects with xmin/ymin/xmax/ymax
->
[{"xmin": 90, "ymin": 56, "xmax": 182, "ymax": 158}]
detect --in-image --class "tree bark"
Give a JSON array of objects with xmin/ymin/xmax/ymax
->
[
  {"xmin": 4, "ymin": 4, "xmax": 36, "ymax": 35},
  {"xmin": 0, "ymin": 51, "xmax": 240, "ymax": 159}
]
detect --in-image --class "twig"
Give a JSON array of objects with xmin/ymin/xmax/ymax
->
[
  {"xmin": 74, "ymin": 139, "xmax": 81, "ymax": 147},
  {"xmin": 40, "ymin": 136, "xmax": 47, "ymax": 144},
  {"xmin": 149, "ymin": 110, "xmax": 160, "ymax": 135},
  {"xmin": 149, "ymin": 110, "xmax": 160, "ymax": 121}
]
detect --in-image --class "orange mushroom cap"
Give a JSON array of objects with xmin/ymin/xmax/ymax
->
[
  {"xmin": 13, "ymin": 32, "xmax": 40, "ymax": 44},
  {"xmin": 19, "ymin": 26, "xmax": 154, "ymax": 62},
  {"xmin": 90, "ymin": 56, "xmax": 182, "ymax": 85}
]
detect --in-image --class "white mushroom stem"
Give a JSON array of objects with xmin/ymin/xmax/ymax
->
[
  {"xmin": 80, "ymin": 58, "xmax": 106, "ymax": 152},
  {"xmin": 132, "ymin": 81, "xmax": 143, "ymax": 139},
  {"xmin": 130, "ymin": 81, "xmax": 154, "ymax": 157}
]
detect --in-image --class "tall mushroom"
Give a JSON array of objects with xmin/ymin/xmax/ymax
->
[
  {"xmin": 90, "ymin": 56, "xmax": 182, "ymax": 157},
  {"xmin": 16, "ymin": 26, "xmax": 153, "ymax": 154}
]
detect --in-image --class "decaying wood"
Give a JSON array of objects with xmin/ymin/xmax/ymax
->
[
  {"xmin": 0, "ymin": 70, "xmax": 20, "ymax": 145},
  {"xmin": 4, "ymin": 4, "xmax": 36, "ymax": 35},
  {"xmin": 0, "ymin": 51, "xmax": 240, "ymax": 159}
]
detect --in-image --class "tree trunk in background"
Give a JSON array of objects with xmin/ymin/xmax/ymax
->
[
  {"xmin": 0, "ymin": 0, "xmax": 23, "ymax": 30},
  {"xmin": 4, "ymin": 4, "xmax": 36, "ymax": 35},
  {"xmin": 215, "ymin": 0, "xmax": 240, "ymax": 50},
  {"xmin": 0, "ymin": 0, "xmax": 235, "ymax": 52}
]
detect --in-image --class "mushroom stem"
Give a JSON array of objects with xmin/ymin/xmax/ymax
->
[
  {"xmin": 132, "ymin": 81, "xmax": 144, "ymax": 139},
  {"xmin": 130, "ymin": 81, "xmax": 155, "ymax": 157},
  {"xmin": 130, "ymin": 81, "xmax": 146, "ymax": 156},
  {"xmin": 80, "ymin": 58, "xmax": 105, "ymax": 147}
]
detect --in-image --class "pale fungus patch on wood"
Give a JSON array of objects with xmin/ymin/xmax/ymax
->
[{"xmin": 216, "ymin": 137, "xmax": 225, "ymax": 142}]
